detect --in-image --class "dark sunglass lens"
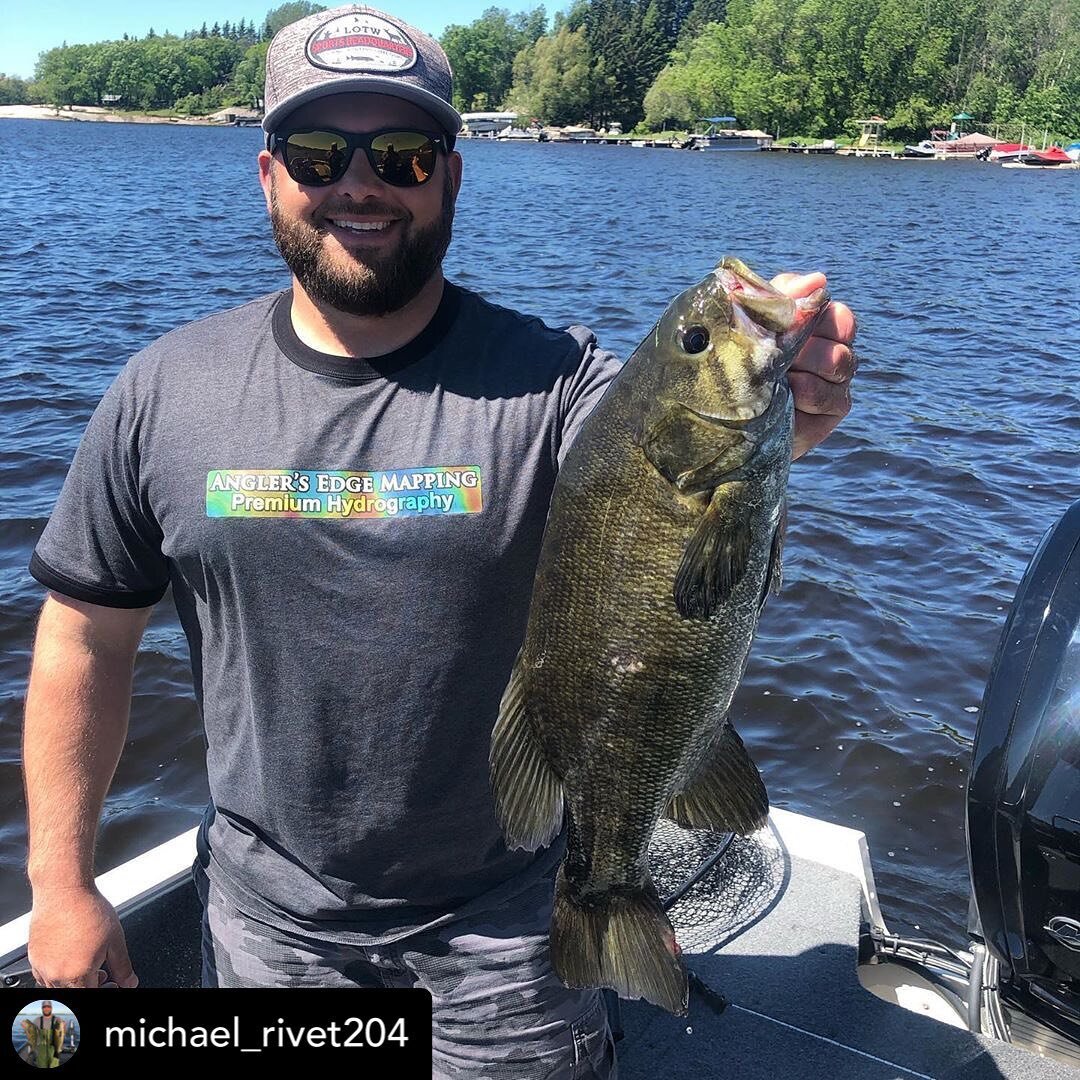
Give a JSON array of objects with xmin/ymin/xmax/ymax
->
[
  {"xmin": 371, "ymin": 132, "xmax": 436, "ymax": 185},
  {"xmin": 283, "ymin": 131, "xmax": 349, "ymax": 185}
]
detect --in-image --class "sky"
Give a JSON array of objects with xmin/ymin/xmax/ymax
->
[
  {"xmin": 13, "ymin": 1000, "xmax": 78, "ymax": 1025},
  {"xmin": 0, "ymin": 1, "xmax": 506, "ymax": 79}
]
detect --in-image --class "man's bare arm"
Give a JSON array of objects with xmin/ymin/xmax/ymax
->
[{"xmin": 23, "ymin": 592, "xmax": 153, "ymax": 986}]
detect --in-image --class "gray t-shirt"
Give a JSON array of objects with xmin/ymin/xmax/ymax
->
[{"xmin": 30, "ymin": 281, "xmax": 622, "ymax": 944}]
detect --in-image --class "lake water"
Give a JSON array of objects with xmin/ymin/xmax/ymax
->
[{"xmin": 0, "ymin": 118, "xmax": 1077, "ymax": 948}]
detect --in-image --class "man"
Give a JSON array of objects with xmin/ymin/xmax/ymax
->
[
  {"xmin": 20, "ymin": 1000, "xmax": 66, "ymax": 1068},
  {"xmin": 22, "ymin": 5, "xmax": 857, "ymax": 1077}
]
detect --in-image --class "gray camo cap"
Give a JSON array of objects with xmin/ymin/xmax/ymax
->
[{"xmin": 262, "ymin": 4, "xmax": 462, "ymax": 145}]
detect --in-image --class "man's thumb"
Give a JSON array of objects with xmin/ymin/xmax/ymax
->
[{"xmin": 105, "ymin": 933, "xmax": 139, "ymax": 987}]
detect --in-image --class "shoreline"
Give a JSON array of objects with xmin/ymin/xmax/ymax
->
[{"xmin": 0, "ymin": 104, "xmax": 243, "ymax": 126}]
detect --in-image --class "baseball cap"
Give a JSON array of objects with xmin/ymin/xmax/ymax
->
[{"xmin": 262, "ymin": 5, "xmax": 462, "ymax": 146}]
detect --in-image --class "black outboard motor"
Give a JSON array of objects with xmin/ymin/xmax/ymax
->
[{"xmin": 967, "ymin": 498, "xmax": 1080, "ymax": 1047}]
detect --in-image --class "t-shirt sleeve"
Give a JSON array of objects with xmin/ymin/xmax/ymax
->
[
  {"xmin": 29, "ymin": 364, "xmax": 169, "ymax": 609},
  {"xmin": 555, "ymin": 329, "xmax": 623, "ymax": 470}
]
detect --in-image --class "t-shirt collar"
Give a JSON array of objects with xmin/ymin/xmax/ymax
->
[{"xmin": 272, "ymin": 282, "xmax": 461, "ymax": 382}]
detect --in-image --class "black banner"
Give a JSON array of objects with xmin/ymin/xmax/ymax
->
[{"xmin": 5, "ymin": 988, "xmax": 432, "ymax": 1070}]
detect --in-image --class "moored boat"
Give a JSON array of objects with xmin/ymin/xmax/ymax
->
[
  {"xmin": 690, "ymin": 117, "xmax": 773, "ymax": 150},
  {"xmin": 912, "ymin": 132, "xmax": 999, "ymax": 158},
  {"xmin": 903, "ymin": 139, "xmax": 937, "ymax": 157},
  {"xmin": 984, "ymin": 142, "xmax": 1035, "ymax": 162},
  {"xmin": 460, "ymin": 111, "xmax": 518, "ymax": 138},
  {"xmin": 1001, "ymin": 146, "xmax": 1079, "ymax": 169},
  {"xmin": 1023, "ymin": 146, "xmax": 1073, "ymax": 165},
  {"xmin": 556, "ymin": 125, "xmax": 600, "ymax": 142}
]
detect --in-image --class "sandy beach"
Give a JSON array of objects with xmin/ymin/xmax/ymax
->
[{"xmin": 0, "ymin": 104, "xmax": 247, "ymax": 125}]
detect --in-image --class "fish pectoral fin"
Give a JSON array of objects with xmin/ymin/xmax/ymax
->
[
  {"xmin": 641, "ymin": 403, "xmax": 752, "ymax": 494},
  {"xmin": 489, "ymin": 656, "xmax": 564, "ymax": 851},
  {"xmin": 673, "ymin": 484, "xmax": 752, "ymax": 619},
  {"xmin": 665, "ymin": 722, "xmax": 769, "ymax": 834}
]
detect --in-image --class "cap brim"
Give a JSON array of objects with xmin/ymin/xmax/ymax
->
[{"xmin": 262, "ymin": 79, "xmax": 462, "ymax": 144}]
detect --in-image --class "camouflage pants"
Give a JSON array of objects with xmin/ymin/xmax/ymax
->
[{"xmin": 192, "ymin": 860, "xmax": 617, "ymax": 1079}]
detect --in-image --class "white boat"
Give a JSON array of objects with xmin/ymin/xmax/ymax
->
[
  {"xmin": 4, "ymin": 504, "xmax": 1079, "ymax": 1077},
  {"xmin": 460, "ymin": 112, "xmax": 518, "ymax": 137},
  {"xmin": 497, "ymin": 128, "xmax": 544, "ymax": 142},
  {"xmin": 557, "ymin": 126, "xmax": 600, "ymax": 142},
  {"xmin": 691, "ymin": 117, "xmax": 773, "ymax": 151},
  {"xmin": 903, "ymin": 132, "xmax": 999, "ymax": 159},
  {"xmin": 903, "ymin": 139, "xmax": 938, "ymax": 157}
]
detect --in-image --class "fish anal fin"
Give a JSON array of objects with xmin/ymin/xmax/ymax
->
[
  {"xmin": 665, "ymin": 723, "xmax": 769, "ymax": 835},
  {"xmin": 489, "ymin": 657, "xmax": 564, "ymax": 851},
  {"xmin": 673, "ymin": 484, "xmax": 752, "ymax": 619}
]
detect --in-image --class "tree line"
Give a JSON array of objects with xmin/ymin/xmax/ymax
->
[
  {"xmin": 0, "ymin": 2, "xmax": 323, "ymax": 115},
  {"xmin": 446, "ymin": 0, "xmax": 1079, "ymax": 138},
  {"xmin": 2, "ymin": 0, "xmax": 1076, "ymax": 138}
]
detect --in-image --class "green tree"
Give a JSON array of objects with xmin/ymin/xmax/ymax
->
[
  {"xmin": 441, "ymin": 7, "xmax": 548, "ymax": 111},
  {"xmin": 0, "ymin": 74, "xmax": 29, "ymax": 104},
  {"xmin": 263, "ymin": 3, "xmax": 327, "ymax": 39},
  {"xmin": 583, "ymin": 0, "xmax": 677, "ymax": 128},
  {"xmin": 102, "ymin": 40, "xmax": 155, "ymax": 108},
  {"xmin": 186, "ymin": 35, "xmax": 245, "ymax": 87},
  {"xmin": 36, "ymin": 44, "xmax": 96, "ymax": 106},
  {"xmin": 506, "ymin": 25, "xmax": 593, "ymax": 123},
  {"xmin": 676, "ymin": 0, "xmax": 726, "ymax": 42},
  {"xmin": 230, "ymin": 41, "xmax": 271, "ymax": 108}
]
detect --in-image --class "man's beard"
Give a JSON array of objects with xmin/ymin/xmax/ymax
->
[{"xmin": 269, "ymin": 169, "xmax": 454, "ymax": 317}]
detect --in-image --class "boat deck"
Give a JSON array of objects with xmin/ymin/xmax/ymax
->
[
  {"xmin": 2, "ymin": 814, "xmax": 1077, "ymax": 1078},
  {"xmin": 621, "ymin": 831, "xmax": 1076, "ymax": 1078}
]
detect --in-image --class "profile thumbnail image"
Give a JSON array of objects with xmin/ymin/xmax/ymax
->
[{"xmin": 12, "ymin": 999, "xmax": 79, "ymax": 1068}]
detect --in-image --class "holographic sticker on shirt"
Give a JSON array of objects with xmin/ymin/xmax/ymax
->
[{"xmin": 206, "ymin": 468, "xmax": 483, "ymax": 519}]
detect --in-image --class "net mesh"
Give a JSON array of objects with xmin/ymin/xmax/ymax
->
[{"xmin": 648, "ymin": 820, "xmax": 785, "ymax": 954}]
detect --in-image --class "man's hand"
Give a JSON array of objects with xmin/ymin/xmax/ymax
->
[
  {"xmin": 28, "ymin": 883, "xmax": 139, "ymax": 988},
  {"xmin": 771, "ymin": 272, "xmax": 858, "ymax": 460}
]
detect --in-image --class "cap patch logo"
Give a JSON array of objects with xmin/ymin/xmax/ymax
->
[{"xmin": 306, "ymin": 13, "xmax": 418, "ymax": 73}]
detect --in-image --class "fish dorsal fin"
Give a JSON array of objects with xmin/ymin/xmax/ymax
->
[
  {"xmin": 665, "ymin": 722, "xmax": 769, "ymax": 834},
  {"xmin": 674, "ymin": 483, "xmax": 752, "ymax": 618},
  {"xmin": 489, "ymin": 655, "xmax": 565, "ymax": 851}
]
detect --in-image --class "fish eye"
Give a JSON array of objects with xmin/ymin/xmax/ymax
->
[{"xmin": 681, "ymin": 325, "xmax": 710, "ymax": 354}]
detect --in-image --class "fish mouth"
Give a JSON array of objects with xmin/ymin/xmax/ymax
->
[
  {"xmin": 716, "ymin": 256, "xmax": 831, "ymax": 371},
  {"xmin": 716, "ymin": 257, "xmax": 796, "ymax": 337}
]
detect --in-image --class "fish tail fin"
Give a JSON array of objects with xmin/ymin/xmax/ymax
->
[
  {"xmin": 490, "ymin": 655, "xmax": 564, "ymax": 850},
  {"xmin": 550, "ymin": 869, "xmax": 688, "ymax": 1016}
]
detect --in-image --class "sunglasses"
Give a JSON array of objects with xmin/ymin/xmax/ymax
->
[{"xmin": 268, "ymin": 127, "xmax": 445, "ymax": 188}]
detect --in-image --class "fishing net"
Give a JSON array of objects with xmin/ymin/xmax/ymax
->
[{"xmin": 648, "ymin": 820, "xmax": 785, "ymax": 954}]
